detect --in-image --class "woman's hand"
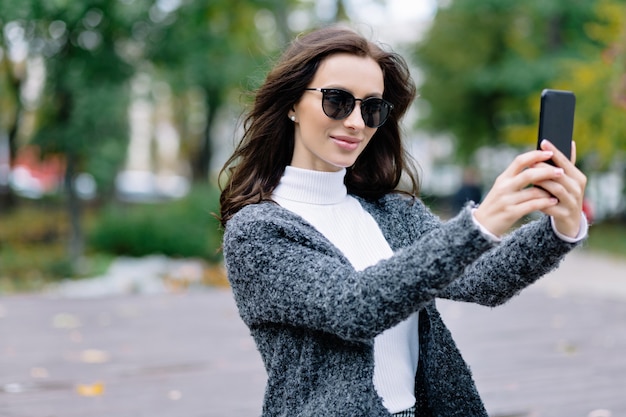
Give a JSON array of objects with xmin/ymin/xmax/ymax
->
[
  {"xmin": 534, "ymin": 140, "xmax": 587, "ymax": 238},
  {"xmin": 474, "ymin": 140, "xmax": 586, "ymax": 238}
]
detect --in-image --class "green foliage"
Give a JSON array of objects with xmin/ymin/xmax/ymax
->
[
  {"xmin": 24, "ymin": 0, "xmax": 136, "ymax": 168},
  {"xmin": 1, "ymin": 0, "xmax": 146, "ymax": 259},
  {"xmin": 144, "ymin": 0, "xmax": 287, "ymax": 178},
  {"xmin": 34, "ymin": 81, "xmax": 130, "ymax": 192},
  {"xmin": 558, "ymin": 2, "xmax": 626, "ymax": 168},
  {"xmin": 413, "ymin": 0, "xmax": 626, "ymax": 163},
  {"xmin": 87, "ymin": 184, "xmax": 223, "ymax": 262},
  {"xmin": 0, "ymin": 203, "xmax": 112, "ymax": 292},
  {"xmin": 0, "ymin": 184, "xmax": 223, "ymax": 292},
  {"xmin": 148, "ymin": 0, "xmax": 265, "ymax": 90},
  {"xmin": 586, "ymin": 220, "xmax": 626, "ymax": 257},
  {"xmin": 0, "ymin": 58, "xmax": 18, "ymax": 133}
]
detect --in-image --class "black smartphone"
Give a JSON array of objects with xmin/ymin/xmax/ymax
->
[{"xmin": 536, "ymin": 89, "xmax": 576, "ymax": 166}]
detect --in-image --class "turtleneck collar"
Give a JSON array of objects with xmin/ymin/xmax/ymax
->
[{"xmin": 272, "ymin": 166, "xmax": 348, "ymax": 205}]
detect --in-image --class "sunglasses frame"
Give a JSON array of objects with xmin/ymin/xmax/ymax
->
[{"xmin": 304, "ymin": 88, "xmax": 393, "ymax": 128}]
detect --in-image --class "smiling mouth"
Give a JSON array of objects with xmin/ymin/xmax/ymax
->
[{"xmin": 331, "ymin": 136, "xmax": 361, "ymax": 151}]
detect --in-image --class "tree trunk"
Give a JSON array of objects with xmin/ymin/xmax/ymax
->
[
  {"xmin": 56, "ymin": 87, "xmax": 84, "ymax": 268},
  {"xmin": 65, "ymin": 151, "xmax": 83, "ymax": 266},
  {"xmin": 0, "ymin": 57, "xmax": 24, "ymax": 212},
  {"xmin": 192, "ymin": 90, "xmax": 221, "ymax": 181},
  {"xmin": 0, "ymin": 130, "xmax": 17, "ymax": 211}
]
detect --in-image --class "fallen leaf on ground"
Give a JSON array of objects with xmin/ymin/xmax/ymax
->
[
  {"xmin": 79, "ymin": 349, "xmax": 111, "ymax": 364},
  {"xmin": 76, "ymin": 381, "xmax": 105, "ymax": 396}
]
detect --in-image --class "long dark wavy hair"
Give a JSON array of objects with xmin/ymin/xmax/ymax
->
[{"xmin": 219, "ymin": 25, "xmax": 419, "ymax": 227}]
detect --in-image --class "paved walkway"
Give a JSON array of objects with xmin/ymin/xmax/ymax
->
[{"xmin": 0, "ymin": 249, "xmax": 625, "ymax": 417}]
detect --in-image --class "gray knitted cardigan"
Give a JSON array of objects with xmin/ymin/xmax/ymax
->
[{"xmin": 223, "ymin": 193, "xmax": 580, "ymax": 417}]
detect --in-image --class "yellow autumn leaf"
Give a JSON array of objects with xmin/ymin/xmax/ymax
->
[{"xmin": 76, "ymin": 381, "xmax": 105, "ymax": 397}]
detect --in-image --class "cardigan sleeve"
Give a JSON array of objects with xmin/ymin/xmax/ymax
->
[
  {"xmin": 223, "ymin": 202, "xmax": 494, "ymax": 343},
  {"xmin": 439, "ymin": 213, "xmax": 583, "ymax": 306}
]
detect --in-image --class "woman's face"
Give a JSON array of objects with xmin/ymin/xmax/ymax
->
[{"xmin": 289, "ymin": 53, "xmax": 385, "ymax": 172}]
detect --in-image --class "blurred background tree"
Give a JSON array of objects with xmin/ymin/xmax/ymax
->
[
  {"xmin": 0, "ymin": 0, "xmax": 347, "ymax": 287},
  {"xmin": 0, "ymin": 9, "xmax": 28, "ymax": 210},
  {"xmin": 413, "ymin": 0, "xmax": 626, "ymax": 170},
  {"xmin": 143, "ymin": 0, "xmax": 294, "ymax": 181},
  {"xmin": 1, "ymin": 0, "xmax": 625, "ymax": 291},
  {"xmin": 1, "ymin": 0, "xmax": 147, "ymax": 262}
]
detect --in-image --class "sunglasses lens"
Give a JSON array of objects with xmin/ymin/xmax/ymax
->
[
  {"xmin": 361, "ymin": 98, "xmax": 390, "ymax": 128},
  {"xmin": 317, "ymin": 89, "xmax": 392, "ymax": 128},
  {"xmin": 322, "ymin": 90, "xmax": 354, "ymax": 119}
]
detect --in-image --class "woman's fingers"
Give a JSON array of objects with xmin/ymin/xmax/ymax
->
[
  {"xmin": 537, "ymin": 176, "xmax": 586, "ymax": 237},
  {"xmin": 474, "ymin": 187, "xmax": 558, "ymax": 237},
  {"xmin": 504, "ymin": 149, "xmax": 554, "ymax": 177},
  {"xmin": 510, "ymin": 164, "xmax": 565, "ymax": 193},
  {"xmin": 539, "ymin": 140, "xmax": 582, "ymax": 176},
  {"xmin": 514, "ymin": 185, "xmax": 560, "ymax": 209},
  {"xmin": 474, "ymin": 166, "xmax": 561, "ymax": 236},
  {"xmin": 537, "ymin": 140, "xmax": 586, "ymax": 198},
  {"xmin": 535, "ymin": 140, "xmax": 587, "ymax": 237},
  {"xmin": 474, "ymin": 143, "xmax": 587, "ymax": 239}
]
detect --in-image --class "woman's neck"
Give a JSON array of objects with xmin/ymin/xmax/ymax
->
[{"xmin": 272, "ymin": 166, "xmax": 347, "ymax": 205}]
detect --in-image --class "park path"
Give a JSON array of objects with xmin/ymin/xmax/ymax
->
[{"xmin": 0, "ymin": 249, "xmax": 625, "ymax": 417}]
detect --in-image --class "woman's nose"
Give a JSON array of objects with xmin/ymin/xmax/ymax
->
[{"xmin": 343, "ymin": 103, "xmax": 365, "ymax": 129}]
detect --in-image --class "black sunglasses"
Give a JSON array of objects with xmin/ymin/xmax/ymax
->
[{"xmin": 305, "ymin": 88, "xmax": 393, "ymax": 128}]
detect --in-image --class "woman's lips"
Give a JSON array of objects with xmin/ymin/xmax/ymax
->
[{"xmin": 331, "ymin": 135, "xmax": 361, "ymax": 151}]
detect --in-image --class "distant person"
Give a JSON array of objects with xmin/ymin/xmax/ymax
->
[
  {"xmin": 219, "ymin": 25, "xmax": 588, "ymax": 417},
  {"xmin": 452, "ymin": 167, "xmax": 483, "ymax": 213}
]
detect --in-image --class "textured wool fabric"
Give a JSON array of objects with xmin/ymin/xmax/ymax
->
[
  {"xmin": 223, "ymin": 193, "xmax": 581, "ymax": 417},
  {"xmin": 393, "ymin": 405, "xmax": 416, "ymax": 417},
  {"xmin": 272, "ymin": 166, "xmax": 419, "ymax": 413}
]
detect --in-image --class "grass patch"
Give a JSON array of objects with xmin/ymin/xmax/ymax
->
[{"xmin": 585, "ymin": 220, "xmax": 626, "ymax": 257}]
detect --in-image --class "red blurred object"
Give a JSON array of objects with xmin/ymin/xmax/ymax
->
[
  {"xmin": 582, "ymin": 198, "xmax": 594, "ymax": 224},
  {"xmin": 11, "ymin": 146, "xmax": 65, "ymax": 197}
]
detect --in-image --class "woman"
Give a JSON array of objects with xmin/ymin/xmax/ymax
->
[{"xmin": 219, "ymin": 26, "xmax": 587, "ymax": 417}]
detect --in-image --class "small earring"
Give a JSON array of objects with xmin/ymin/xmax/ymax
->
[{"xmin": 290, "ymin": 115, "xmax": 296, "ymax": 122}]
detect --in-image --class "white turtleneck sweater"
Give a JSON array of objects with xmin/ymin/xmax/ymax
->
[{"xmin": 272, "ymin": 166, "xmax": 419, "ymax": 414}]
